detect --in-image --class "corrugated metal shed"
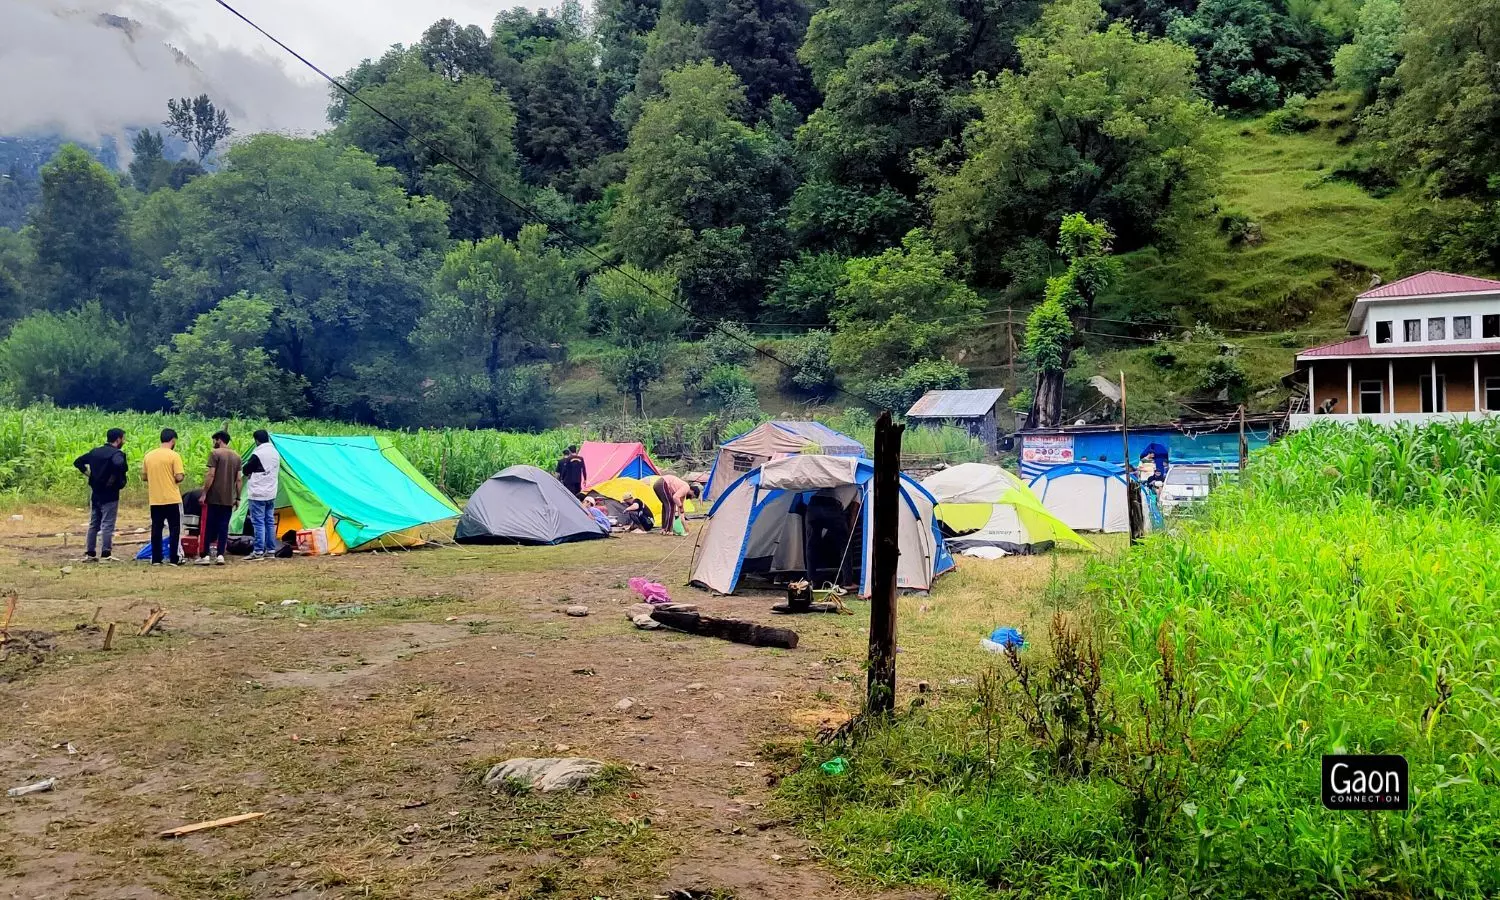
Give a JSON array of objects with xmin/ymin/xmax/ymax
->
[{"xmin": 906, "ymin": 388, "xmax": 1005, "ymax": 418}]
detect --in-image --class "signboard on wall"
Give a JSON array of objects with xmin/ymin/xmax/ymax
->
[{"xmin": 1022, "ymin": 434, "xmax": 1075, "ymax": 465}]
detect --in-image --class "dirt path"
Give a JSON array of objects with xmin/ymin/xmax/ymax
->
[{"xmin": 0, "ymin": 509, "xmax": 950, "ymax": 899}]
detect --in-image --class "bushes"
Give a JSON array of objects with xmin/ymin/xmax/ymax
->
[
  {"xmin": 862, "ymin": 358, "xmax": 969, "ymax": 413},
  {"xmin": 0, "ymin": 303, "xmax": 160, "ymax": 411}
]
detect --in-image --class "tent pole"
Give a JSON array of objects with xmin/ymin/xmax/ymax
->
[{"xmin": 866, "ymin": 411, "xmax": 903, "ymax": 717}]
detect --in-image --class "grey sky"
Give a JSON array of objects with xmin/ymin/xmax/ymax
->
[{"xmin": 0, "ymin": 0, "xmax": 547, "ymax": 146}]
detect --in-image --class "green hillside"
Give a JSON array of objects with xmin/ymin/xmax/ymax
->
[{"xmin": 547, "ymin": 93, "xmax": 1404, "ymax": 426}]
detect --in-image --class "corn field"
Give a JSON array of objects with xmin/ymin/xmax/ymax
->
[
  {"xmin": 0, "ymin": 404, "xmax": 986, "ymax": 504},
  {"xmin": 1090, "ymin": 420, "xmax": 1500, "ymax": 893},
  {"xmin": 0, "ymin": 406, "xmax": 582, "ymax": 503}
]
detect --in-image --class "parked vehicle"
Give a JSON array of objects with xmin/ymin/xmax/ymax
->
[{"xmin": 1159, "ymin": 464, "xmax": 1215, "ymax": 514}]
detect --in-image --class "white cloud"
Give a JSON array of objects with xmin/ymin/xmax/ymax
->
[{"xmin": 0, "ymin": 0, "xmax": 556, "ymax": 148}]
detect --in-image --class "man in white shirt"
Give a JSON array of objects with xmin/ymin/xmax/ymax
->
[{"xmin": 242, "ymin": 429, "xmax": 281, "ymax": 560}]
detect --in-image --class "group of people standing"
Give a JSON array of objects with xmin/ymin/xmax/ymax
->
[
  {"xmin": 73, "ymin": 428, "xmax": 283, "ymax": 565},
  {"xmin": 554, "ymin": 444, "xmax": 698, "ymax": 536}
]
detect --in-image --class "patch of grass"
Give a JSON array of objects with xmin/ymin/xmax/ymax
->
[{"xmin": 788, "ymin": 421, "xmax": 1500, "ymax": 898}]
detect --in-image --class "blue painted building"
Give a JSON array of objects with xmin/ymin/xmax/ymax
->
[{"xmin": 1017, "ymin": 416, "xmax": 1281, "ymax": 479}]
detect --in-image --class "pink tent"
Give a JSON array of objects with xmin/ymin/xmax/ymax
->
[{"xmin": 579, "ymin": 441, "xmax": 661, "ymax": 490}]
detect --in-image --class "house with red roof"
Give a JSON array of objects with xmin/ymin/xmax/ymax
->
[{"xmin": 1292, "ymin": 271, "xmax": 1500, "ymax": 428}]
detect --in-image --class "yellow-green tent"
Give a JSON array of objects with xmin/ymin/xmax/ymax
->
[{"xmin": 920, "ymin": 463, "xmax": 1094, "ymax": 554}]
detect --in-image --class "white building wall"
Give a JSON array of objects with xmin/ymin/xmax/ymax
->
[{"xmin": 1362, "ymin": 296, "xmax": 1500, "ymax": 347}]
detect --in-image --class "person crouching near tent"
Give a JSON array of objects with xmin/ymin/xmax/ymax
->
[
  {"xmin": 196, "ymin": 431, "xmax": 241, "ymax": 566},
  {"xmin": 142, "ymin": 428, "xmax": 186, "ymax": 566},
  {"xmin": 620, "ymin": 493, "xmax": 653, "ymax": 533},
  {"xmin": 242, "ymin": 429, "xmax": 281, "ymax": 561},
  {"xmin": 653, "ymin": 473, "xmax": 698, "ymax": 536}
]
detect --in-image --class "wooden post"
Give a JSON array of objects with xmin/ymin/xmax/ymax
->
[
  {"xmin": 1006, "ymin": 307, "xmax": 1016, "ymax": 391},
  {"xmin": 1120, "ymin": 373, "xmax": 1144, "ymax": 545},
  {"xmin": 0, "ymin": 591, "xmax": 15, "ymax": 660},
  {"xmin": 866, "ymin": 411, "xmax": 903, "ymax": 716},
  {"xmin": 1237, "ymin": 404, "xmax": 1248, "ymax": 473},
  {"xmin": 102, "ymin": 622, "xmax": 116, "ymax": 651}
]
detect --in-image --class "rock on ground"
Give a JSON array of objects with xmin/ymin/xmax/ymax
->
[{"xmin": 482, "ymin": 757, "xmax": 605, "ymax": 792}]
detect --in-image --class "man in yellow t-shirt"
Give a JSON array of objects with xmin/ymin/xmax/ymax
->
[{"xmin": 141, "ymin": 428, "xmax": 186, "ymax": 566}]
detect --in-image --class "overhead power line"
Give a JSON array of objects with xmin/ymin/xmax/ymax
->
[{"xmin": 209, "ymin": 0, "xmax": 888, "ymax": 410}]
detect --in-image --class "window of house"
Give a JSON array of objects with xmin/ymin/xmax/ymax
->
[
  {"xmin": 1487, "ymin": 377, "xmax": 1500, "ymax": 411},
  {"xmin": 1405, "ymin": 319, "xmax": 1422, "ymax": 342},
  {"xmin": 1486, "ymin": 315, "xmax": 1500, "ymax": 339},
  {"xmin": 1375, "ymin": 321, "xmax": 1393, "ymax": 344},
  {"xmin": 1454, "ymin": 316, "xmax": 1472, "ymax": 339},
  {"xmin": 1420, "ymin": 374, "xmax": 1447, "ymax": 413},
  {"xmin": 1359, "ymin": 380, "xmax": 1384, "ymax": 414},
  {"xmin": 1429, "ymin": 317, "xmax": 1446, "ymax": 341}
]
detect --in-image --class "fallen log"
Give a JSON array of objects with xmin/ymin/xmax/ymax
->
[{"xmin": 648, "ymin": 607, "xmax": 798, "ymax": 649}]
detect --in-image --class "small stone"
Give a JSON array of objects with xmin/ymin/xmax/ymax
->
[
  {"xmin": 280, "ymin": 599, "xmax": 299, "ymax": 607},
  {"xmin": 565, "ymin": 605, "xmax": 589, "ymax": 617},
  {"xmin": 60, "ymin": 566, "xmax": 72, "ymax": 575},
  {"xmin": 403, "ymin": 824, "xmax": 421, "ymax": 835},
  {"xmin": 289, "ymin": 861, "xmax": 302, "ymax": 870},
  {"xmin": 685, "ymin": 682, "xmax": 706, "ymax": 691},
  {"xmin": 614, "ymin": 698, "xmax": 636, "ymax": 712}
]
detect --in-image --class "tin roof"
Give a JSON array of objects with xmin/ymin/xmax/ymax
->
[
  {"xmin": 906, "ymin": 388, "xmax": 1005, "ymax": 418},
  {"xmin": 1296, "ymin": 336, "xmax": 1500, "ymax": 360},
  {"xmin": 1358, "ymin": 271, "xmax": 1500, "ymax": 300}
]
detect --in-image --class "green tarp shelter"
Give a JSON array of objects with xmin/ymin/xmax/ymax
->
[{"xmin": 231, "ymin": 434, "xmax": 459, "ymax": 552}]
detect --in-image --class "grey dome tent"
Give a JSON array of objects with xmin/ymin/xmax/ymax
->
[{"xmin": 456, "ymin": 465, "xmax": 608, "ymax": 545}]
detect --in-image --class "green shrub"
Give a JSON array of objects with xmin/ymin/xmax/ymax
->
[{"xmin": 1264, "ymin": 94, "xmax": 1316, "ymax": 134}]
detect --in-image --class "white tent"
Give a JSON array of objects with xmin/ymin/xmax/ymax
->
[
  {"xmin": 690, "ymin": 455, "xmax": 954, "ymax": 597},
  {"xmin": 1028, "ymin": 462, "xmax": 1158, "ymax": 534},
  {"xmin": 702, "ymin": 421, "xmax": 864, "ymax": 503}
]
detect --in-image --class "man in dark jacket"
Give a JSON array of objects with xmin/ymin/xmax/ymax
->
[
  {"xmin": 556, "ymin": 445, "xmax": 587, "ymax": 499},
  {"xmin": 74, "ymin": 427, "xmax": 127, "ymax": 562}
]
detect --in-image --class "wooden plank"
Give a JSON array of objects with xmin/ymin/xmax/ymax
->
[
  {"xmin": 648, "ymin": 608, "xmax": 798, "ymax": 649},
  {"xmin": 866, "ymin": 411, "xmax": 902, "ymax": 716},
  {"xmin": 139, "ymin": 608, "xmax": 167, "ymax": 637},
  {"xmin": 157, "ymin": 812, "xmax": 267, "ymax": 839}
]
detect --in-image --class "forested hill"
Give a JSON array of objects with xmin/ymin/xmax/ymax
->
[{"xmin": 0, "ymin": 0, "xmax": 1495, "ymax": 432}]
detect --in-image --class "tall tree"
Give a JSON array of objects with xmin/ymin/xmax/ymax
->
[
  {"xmin": 929, "ymin": 0, "xmax": 1219, "ymax": 280},
  {"xmin": 1024, "ymin": 214, "xmax": 1121, "ymax": 427},
  {"xmin": 1386, "ymin": 0, "xmax": 1500, "ymax": 198},
  {"xmin": 829, "ymin": 229, "xmax": 984, "ymax": 384},
  {"xmin": 154, "ymin": 293, "xmax": 311, "ymax": 417},
  {"xmin": 334, "ymin": 52, "xmax": 524, "ymax": 239},
  {"xmin": 794, "ymin": 0, "xmax": 1043, "ymax": 249},
  {"xmin": 1166, "ymin": 0, "xmax": 1334, "ymax": 111},
  {"xmin": 596, "ymin": 0, "xmax": 665, "ymax": 112},
  {"xmin": 27, "ymin": 144, "xmax": 139, "ymax": 313},
  {"xmin": 144, "ymin": 135, "xmax": 449, "ymax": 422},
  {"xmin": 591, "ymin": 265, "xmax": 686, "ymax": 415},
  {"xmin": 611, "ymin": 61, "xmax": 797, "ymax": 318},
  {"xmin": 1332, "ymin": 0, "xmax": 1404, "ymax": 103},
  {"xmin": 701, "ymin": 0, "xmax": 818, "ymax": 116},
  {"xmin": 164, "ymin": 94, "xmax": 234, "ymax": 162},
  {"xmin": 128, "ymin": 129, "xmax": 168, "ymax": 193},
  {"xmin": 418, "ymin": 18, "xmax": 495, "ymax": 80},
  {"xmin": 414, "ymin": 225, "xmax": 583, "ymax": 428},
  {"xmin": 492, "ymin": 6, "xmax": 618, "ymax": 195}
]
